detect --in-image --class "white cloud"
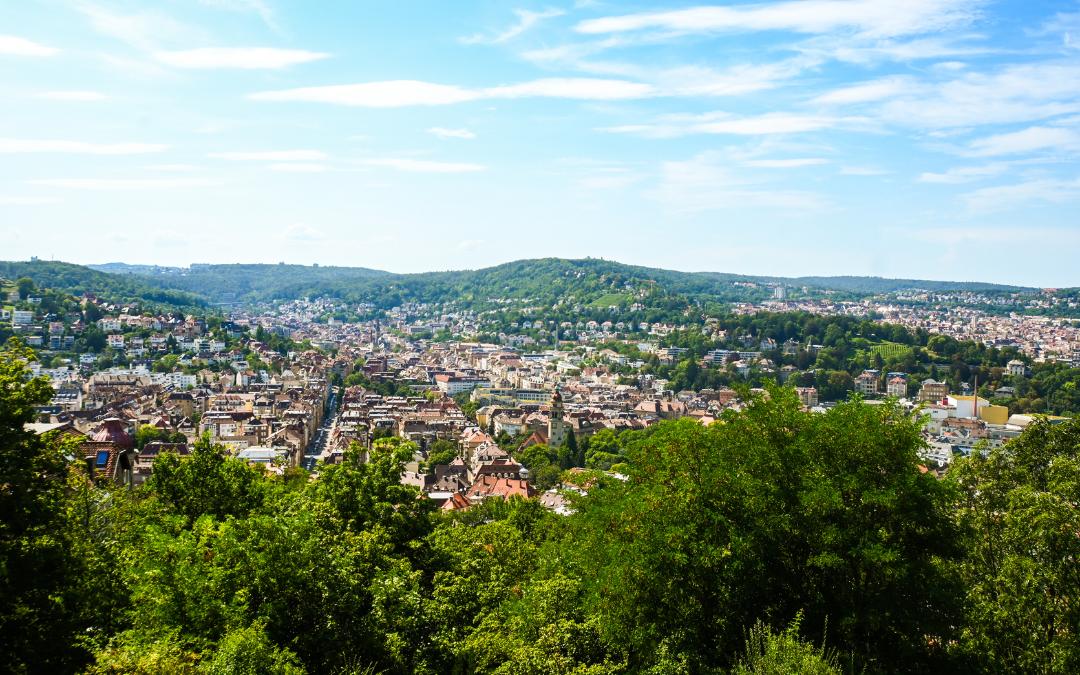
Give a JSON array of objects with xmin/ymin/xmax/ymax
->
[
  {"xmin": 796, "ymin": 34, "xmax": 994, "ymax": 65},
  {"xmin": 0, "ymin": 195, "xmax": 57, "ymax": 205},
  {"xmin": 745, "ymin": 158, "xmax": 829, "ymax": 168},
  {"xmin": 155, "ymin": 47, "xmax": 329, "ymax": 69},
  {"xmin": 427, "ymin": 127, "xmax": 477, "ymax": 140},
  {"xmin": 198, "ymin": 0, "xmax": 281, "ymax": 34},
  {"xmin": 963, "ymin": 177, "xmax": 1080, "ymax": 212},
  {"xmin": 29, "ymin": 178, "xmax": 216, "ymax": 190},
  {"xmin": 147, "ymin": 163, "xmax": 201, "ymax": 172},
  {"xmin": 487, "ymin": 77, "xmax": 654, "ymax": 100},
  {"xmin": 251, "ymin": 80, "xmax": 478, "ymax": 106},
  {"xmin": 966, "ymin": 125, "xmax": 1080, "ymax": 157},
  {"xmin": 650, "ymin": 151, "xmax": 826, "ymax": 212},
  {"xmin": 604, "ymin": 112, "xmax": 853, "ymax": 138},
  {"xmin": 358, "ymin": 158, "xmax": 486, "ymax": 173},
  {"xmin": 208, "ymin": 150, "xmax": 327, "ymax": 161},
  {"xmin": 250, "ymin": 77, "xmax": 655, "ymax": 106},
  {"xmin": 577, "ymin": 167, "xmax": 644, "ymax": 189},
  {"xmin": 877, "ymin": 61, "xmax": 1080, "ymax": 129},
  {"xmin": 461, "ymin": 8, "xmax": 564, "ymax": 45},
  {"xmin": 35, "ymin": 90, "xmax": 108, "ymax": 101},
  {"xmin": 918, "ymin": 163, "xmax": 1007, "ymax": 183},
  {"xmin": 279, "ymin": 223, "xmax": 324, "ymax": 241},
  {"xmin": 456, "ymin": 238, "xmax": 486, "ymax": 251},
  {"xmin": 840, "ymin": 166, "xmax": 889, "ymax": 175},
  {"xmin": 812, "ymin": 76, "xmax": 916, "ymax": 105},
  {"xmin": 0, "ymin": 138, "xmax": 167, "ymax": 154},
  {"xmin": 268, "ymin": 163, "xmax": 326, "ymax": 172},
  {"xmin": 76, "ymin": 3, "xmax": 205, "ymax": 51},
  {"xmin": 0, "ymin": 35, "xmax": 58, "ymax": 56},
  {"xmin": 575, "ymin": 0, "xmax": 983, "ymax": 39}
]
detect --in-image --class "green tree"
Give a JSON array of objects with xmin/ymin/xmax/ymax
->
[
  {"xmin": 733, "ymin": 615, "xmax": 840, "ymax": 675},
  {"xmin": 948, "ymin": 417, "xmax": 1080, "ymax": 673},
  {"xmin": 560, "ymin": 389, "xmax": 959, "ymax": 671},
  {"xmin": 16, "ymin": 277, "xmax": 34, "ymax": 300},
  {"xmin": 0, "ymin": 339, "xmax": 95, "ymax": 671},
  {"xmin": 147, "ymin": 435, "xmax": 267, "ymax": 524}
]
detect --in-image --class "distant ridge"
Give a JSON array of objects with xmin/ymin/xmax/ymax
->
[{"xmin": 3, "ymin": 257, "xmax": 1048, "ymax": 309}]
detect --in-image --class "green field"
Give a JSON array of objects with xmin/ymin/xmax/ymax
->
[{"xmin": 588, "ymin": 293, "xmax": 629, "ymax": 308}]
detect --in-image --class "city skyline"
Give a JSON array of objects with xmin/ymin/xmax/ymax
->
[{"xmin": 3, "ymin": 0, "xmax": 1080, "ymax": 285}]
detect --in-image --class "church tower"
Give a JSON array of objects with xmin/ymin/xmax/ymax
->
[{"xmin": 548, "ymin": 389, "xmax": 567, "ymax": 449}]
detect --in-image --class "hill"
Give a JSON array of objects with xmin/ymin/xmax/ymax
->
[
  {"xmin": 5, "ymin": 258, "xmax": 1041, "ymax": 309},
  {"xmin": 0, "ymin": 260, "xmax": 205, "ymax": 310}
]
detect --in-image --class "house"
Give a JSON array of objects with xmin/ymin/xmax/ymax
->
[
  {"xmin": 854, "ymin": 370, "xmax": 880, "ymax": 396},
  {"xmin": 466, "ymin": 475, "xmax": 535, "ymax": 502},
  {"xmin": 886, "ymin": 376, "xmax": 907, "ymax": 398},
  {"xmin": 795, "ymin": 387, "xmax": 818, "ymax": 408},
  {"xmin": 918, "ymin": 379, "xmax": 949, "ymax": 403},
  {"xmin": 1006, "ymin": 359, "xmax": 1028, "ymax": 377}
]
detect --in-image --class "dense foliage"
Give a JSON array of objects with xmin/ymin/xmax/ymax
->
[
  {"xmin": 0, "ymin": 260, "xmax": 206, "ymax": 310},
  {"xmin": 3, "ymin": 339, "xmax": 1080, "ymax": 673}
]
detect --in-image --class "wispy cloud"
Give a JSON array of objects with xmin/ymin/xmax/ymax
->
[
  {"xmin": 155, "ymin": 47, "xmax": 329, "ymax": 69},
  {"xmin": 918, "ymin": 163, "xmax": 1008, "ymax": 183},
  {"xmin": 650, "ymin": 151, "xmax": 827, "ymax": 212},
  {"xmin": 208, "ymin": 150, "xmax": 327, "ymax": 161},
  {"xmin": 278, "ymin": 223, "xmax": 324, "ymax": 241},
  {"xmin": 965, "ymin": 125, "xmax": 1080, "ymax": 157},
  {"xmin": 0, "ymin": 35, "xmax": 58, "ymax": 56},
  {"xmin": 876, "ymin": 61, "xmax": 1080, "ymax": 129},
  {"xmin": 575, "ymin": 0, "xmax": 983, "ymax": 39},
  {"xmin": 250, "ymin": 78, "xmax": 656, "ymax": 107},
  {"xmin": 28, "ymin": 178, "xmax": 217, "ymax": 190},
  {"xmin": 268, "ymin": 163, "xmax": 326, "ymax": 172},
  {"xmin": 35, "ymin": 90, "xmax": 108, "ymax": 101},
  {"xmin": 461, "ymin": 8, "xmax": 564, "ymax": 45},
  {"xmin": 745, "ymin": 158, "xmax": 829, "ymax": 168},
  {"xmin": 75, "ymin": 2, "xmax": 205, "ymax": 51},
  {"xmin": 427, "ymin": 127, "xmax": 477, "ymax": 140},
  {"xmin": 0, "ymin": 195, "xmax": 58, "ymax": 205},
  {"xmin": 358, "ymin": 158, "xmax": 486, "ymax": 173},
  {"xmin": 0, "ymin": 138, "xmax": 167, "ymax": 154},
  {"xmin": 603, "ymin": 112, "xmax": 859, "ymax": 138},
  {"xmin": 198, "ymin": 0, "xmax": 282, "ymax": 35},
  {"xmin": 963, "ymin": 177, "xmax": 1080, "ymax": 212},
  {"xmin": 812, "ymin": 76, "xmax": 917, "ymax": 105}
]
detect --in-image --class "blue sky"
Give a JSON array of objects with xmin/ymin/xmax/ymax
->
[{"xmin": 2, "ymin": 1, "xmax": 1079, "ymax": 286}]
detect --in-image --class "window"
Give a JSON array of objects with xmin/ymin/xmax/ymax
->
[{"xmin": 95, "ymin": 450, "xmax": 110, "ymax": 468}]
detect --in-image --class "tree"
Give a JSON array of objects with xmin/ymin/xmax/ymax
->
[
  {"xmin": 0, "ymin": 339, "xmax": 95, "ymax": 671},
  {"xmin": 16, "ymin": 277, "xmax": 34, "ymax": 300},
  {"xmin": 948, "ymin": 417, "xmax": 1080, "ymax": 673},
  {"xmin": 147, "ymin": 435, "xmax": 267, "ymax": 524},
  {"xmin": 733, "ymin": 615, "xmax": 840, "ymax": 675},
  {"xmin": 560, "ymin": 389, "xmax": 959, "ymax": 671},
  {"xmin": 423, "ymin": 439, "xmax": 458, "ymax": 474}
]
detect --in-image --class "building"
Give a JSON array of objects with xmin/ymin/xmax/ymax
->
[
  {"xmin": 1006, "ymin": 359, "xmax": 1028, "ymax": 377},
  {"xmin": 795, "ymin": 386, "xmax": 819, "ymax": 407},
  {"xmin": 886, "ymin": 376, "xmax": 907, "ymax": 398},
  {"xmin": 854, "ymin": 370, "xmax": 880, "ymax": 396},
  {"xmin": 548, "ymin": 389, "xmax": 568, "ymax": 449},
  {"xmin": 918, "ymin": 379, "xmax": 949, "ymax": 403},
  {"xmin": 434, "ymin": 374, "xmax": 490, "ymax": 395}
]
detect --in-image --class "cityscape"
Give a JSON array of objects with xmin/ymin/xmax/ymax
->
[{"xmin": 3, "ymin": 1, "xmax": 1080, "ymax": 673}]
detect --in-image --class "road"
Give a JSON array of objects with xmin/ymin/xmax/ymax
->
[{"xmin": 302, "ymin": 390, "xmax": 339, "ymax": 471}]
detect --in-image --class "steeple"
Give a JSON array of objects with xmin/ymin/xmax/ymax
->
[{"xmin": 548, "ymin": 388, "xmax": 567, "ymax": 448}]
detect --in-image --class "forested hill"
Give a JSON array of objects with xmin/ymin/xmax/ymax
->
[
  {"xmin": 6, "ymin": 258, "xmax": 1037, "ymax": 308},
  {"xmin": 0, "ymin": 260, "xmax": 205, "ymax": 309}
]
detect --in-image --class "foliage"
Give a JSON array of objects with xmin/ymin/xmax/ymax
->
[
  {"xmin": 948, "ymin": 417, "xmax": 1080, "ymax": 673},
  {"xmin": 732, "ymin": 614, "xmax": 840, "ymax": 675}
]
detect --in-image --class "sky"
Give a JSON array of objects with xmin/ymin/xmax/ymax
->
[{"xmin": 2, "ymin": 0, "xmax": 1080, "ymax": 286}]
